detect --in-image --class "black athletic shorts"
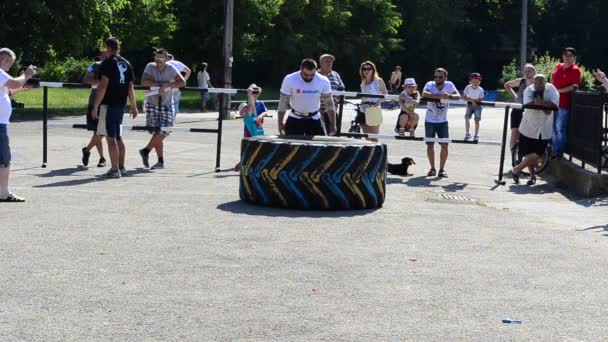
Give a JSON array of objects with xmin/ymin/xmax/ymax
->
[
  {"xmin": 519, "ymin": 133, "xmax": 549, "ymax": 156},
  {"xmin": 285, "ymin": 116, "xmax": 325, "ymax": 136},
  {"xmin": 510, "ymin": 108, "xmax": 523, "ymax": 129}
]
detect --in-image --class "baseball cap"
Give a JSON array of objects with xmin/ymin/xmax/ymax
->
[
  {"xmin": 469, "ymin": 72, "xmax": 482, "ymax": 80},
  {"xmin": 238, "ymin": 103, "xmax": 247, "ymax": 113},
  {"xmin": 403, "ymin": 78, "xmax": 417, "ymax": 86},
  {"xmin": 563, "ymin": 47, "xmax": 577, "ymax": 56}
]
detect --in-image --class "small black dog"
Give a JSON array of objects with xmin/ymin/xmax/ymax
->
[{"xmin": 388, "ymin": 157, "xmax": 416, "ymax": 176}]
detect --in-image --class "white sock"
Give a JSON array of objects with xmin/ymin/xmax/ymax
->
[{"xmin": 0, "ymin": 167, "xmax": 10, "ymax": 198}]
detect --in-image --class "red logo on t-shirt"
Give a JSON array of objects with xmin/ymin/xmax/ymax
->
[{"xmin": 296, "ymin": 89, "xmax": 301, "ymax": 94}]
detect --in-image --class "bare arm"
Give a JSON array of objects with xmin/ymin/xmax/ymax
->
[
  {"xmin": 170, "ymin": 73, "xmax": 186, "ymax": 89},
  {"xmin": 141, "ymin": 73, "xmax": 157, "ymax": 87},
  {"xmin": 128, "ymin": 81, "xmax": 138, "ymax": 119},
  {"xmin": 5, "ymin": 66, "xmax": 36, "ymax": 89},
  {"xmin": 82, "ymin": 70, "xmax": 99, "ymax": 86},
  {"xmin": 91, "ymin": 75, "xmax": 109, "ymax": 118},
  {"xmin": 557, "ymin": 84, "xmax": 579, "ymax": 93},
  {"xmin": 422, "ymin": 89, "xmax": 442, "ymax": 100},
  {"xmin": 182, "ymin": 66, "xmax": 192, "ymax": 82},
  {"xmin": 277, "ymin": 93, "xmax": 290, "ymax": 135},
  {"xmin": 504, "ymin": 78, "xmax": 522, "ymax": 99},
  {"xmin": 321, "ymin": 93, "xmax": 336, "ymax": 135},
  {"xmin": 376, "ymin": 78, "xmax": 388, "ymax": 104}
]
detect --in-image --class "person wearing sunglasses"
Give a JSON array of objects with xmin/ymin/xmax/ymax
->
[
  {"xmin": 504, "ymin": 63, "xmax": 537, "ymax": 151},
  {"xmin": 551, "ymin": 47, "xmax": 581, "ymax": 160},
  {"xmin": 359, "ymin": 61, "xmax": 388, "ymax": 141},
  {"xmin": 422, "ymin": 67, "xmax": 461, "ymax": 178},
  {"xmin": 278, "ymin": 58, "xmax": 335, "ymax": 136},
  {"xmin": 139, "ymin": 49, "xmax": 186, "ymax": 170}
]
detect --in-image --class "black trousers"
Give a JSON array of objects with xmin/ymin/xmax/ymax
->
[{"xmin": 285, "ymin": 116, "xmax": 325, "ymax": 136}]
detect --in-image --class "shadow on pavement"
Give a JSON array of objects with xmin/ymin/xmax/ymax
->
[
  {"xmin": 217, "ymin": 200, "xmax": 378, "ymax": 218},
  {"xmin": 388, "ymin": 176, "xmax": 469, "ymax": 192},
  {"xmin": 33, "ymin": 177, "xmax": 106, "ymax": 188},
  {"xmin": 573, "ymin": 196, "xmax": 608, "ymax": 208},
  {"xmin": 33, "ymin": 168, "xmax": 153, "ymax": 187},
  {"xmin": 37, "ymin": 166, "xmax": 87, "ymax": 177},
  {"xmin": 578, "ymin": 224, "xmax": 608, "ymax": 237}
]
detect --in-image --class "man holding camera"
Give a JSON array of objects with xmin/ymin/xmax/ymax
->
[{"xmin": 0, "ymin": 48, "xmax": 37, "ymax": 202}]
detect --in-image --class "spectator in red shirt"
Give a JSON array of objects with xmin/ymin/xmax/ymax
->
[{"xmin": 551, "ymin": 47, "xmax": 581, "ymax": 159}]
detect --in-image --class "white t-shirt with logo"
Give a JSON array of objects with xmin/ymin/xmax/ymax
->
[
  {"xmin": 423, "ymin": 81, "xmax": 459, "ymax": 123},
  {"xmin": 463, "ymin": 85, "xmax": 484, "ymax": 101},
  {"xmin": 0, "ymin": 69, "xmax": 12, "ymax": 125},
  {"xmin": 280, "ymin": 71, "xmax": 332, "ymax": 118}
]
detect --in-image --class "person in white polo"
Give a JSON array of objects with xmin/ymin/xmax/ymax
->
[{"xmin": 278, "ymin": 58, "xmax": 335, "ymax": 136}]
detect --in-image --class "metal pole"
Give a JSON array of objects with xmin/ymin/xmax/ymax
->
[
  {"xmin": 215, "ymin": 94, "xmax": 223, "ymax": 172},
  {"xmin": 495, "ymin": 106, "xmax": 510, "ymax": 185},
  {"xmin": 42, "ymin": 86, "xmax": 48, "ymax": 168},
  {"xmin": 221, "ymin": 0, "xmax": 234, "ymax": 120},
  {"xmin": 520, "ymin": 0, "xmax": 528, "ymax": 75},
  {"xmin": 337, "ymin": 96, "xmax": 344, "ymax": 134},
  {"xmin": 213, "ymin": 0, "xmax": 233, "ymax": 171}
]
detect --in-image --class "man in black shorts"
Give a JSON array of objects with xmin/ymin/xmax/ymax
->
[
  {"xmin": 511, "ymin": 75, "xmax": 559, "ymax": 185},
  {"xmin": 92, "ymin": 37, "xmax": 138, "ymax": 179},
  {"xmin": 81, "ymin": 55, "xmax": 106, "ymax": 167},
  {"xmin": 277, "ymin": 58, "xmax": 335, "ymax": 136}
]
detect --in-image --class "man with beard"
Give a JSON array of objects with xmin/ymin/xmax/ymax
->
[
  {"xmin": 422, "ymin": 67, "xmax": 461, "ymax": 178},
  {"xmin": 278, "ymin": 58, "xmax": 335, "ymax": 136}
]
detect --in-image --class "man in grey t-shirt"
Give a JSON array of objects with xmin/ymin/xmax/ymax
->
[{"xmin": 139, "ymin": 49, "xmax": 186, "ymax": 169}]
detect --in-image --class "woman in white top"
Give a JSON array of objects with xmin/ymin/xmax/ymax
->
[{"xmin": 359, "ymin": 61, "xmax": 388, "ymax": 141}]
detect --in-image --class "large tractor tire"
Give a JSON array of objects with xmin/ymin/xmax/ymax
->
[{"xmin": 239, "ymin": 135, "xmax": 387, "ymax": 210}]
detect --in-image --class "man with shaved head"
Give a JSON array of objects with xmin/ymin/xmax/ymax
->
[{"xmin": 511, "ymin": 74, "xmax": 559, "ymax": 185}]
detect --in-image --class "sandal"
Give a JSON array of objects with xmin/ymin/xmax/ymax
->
[
  {"xmin": 512, "ymin": 169, "xmax": 520, "ymax": 184},
  {"xmin": 527, "ymin": 177, "xmax": 537, "ymax": 186},
  {"xmin": 427, "ymin": 168, "xmax": 436, "ymax": 177},
  {"xmin": 0, "ymin": 193, "xmax": 26, "ymax": 202},
  {"xmin": 438, "ymin": 169, "xmax": 448, "ymax": 178}
]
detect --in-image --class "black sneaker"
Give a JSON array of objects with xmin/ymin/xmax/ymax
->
[
  {"xmin": 81, "ymin": 147, "xmax": 91, "ymax": 166},
  {"xmin": 97, "ymin": 157, "xmax": 106, "ymax": 167},
  {"xmin": 139, "ymin": 148, "xmax": 150, "ymax": 168},
  {"xmin": 438, "ymin": 169, "xmax": 448, "ymax": 178}
]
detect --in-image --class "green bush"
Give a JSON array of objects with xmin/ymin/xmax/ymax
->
[
  {"xmin": 41, "ymin": 57, "xmax": 93, "ymax": 83},
  {"xmin": 499, "ymin": 53, "xmax": 596, "ymax": 91}
]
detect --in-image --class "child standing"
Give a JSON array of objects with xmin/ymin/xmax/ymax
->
[
  {"xmin": 234, "ymin": 84, "xmax": 267, "ymax": 171},
  {"xmin": 395, "ymin": 78, "xmax": 420, "ymax": 137},
  {"xmin": 463, "ymin": 73, "xmax": 484, "ymax": 141}
]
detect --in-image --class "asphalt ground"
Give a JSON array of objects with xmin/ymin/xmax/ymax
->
[{"xmin": 1, "ymin": 103, "xmax": 607, "ymax": 341}]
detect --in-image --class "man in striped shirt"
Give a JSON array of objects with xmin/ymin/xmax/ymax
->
[{"xmin": 319, "ymin": 54, "xmax": 345, "ymax": 135}]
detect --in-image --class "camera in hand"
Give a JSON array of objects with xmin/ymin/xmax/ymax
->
[{"xmin": 26, "ymin": 78, "xmax": 41, "ymax": 87}]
